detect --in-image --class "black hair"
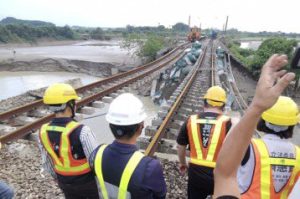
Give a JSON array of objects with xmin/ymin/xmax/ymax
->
[
  {"xmin": 204, "ymin": 99, "xmax": 225, "ymax": 110},
  {"xmin": 257, "ymin": 119, "xmax": 294, "ymax": 139},
  {"xmin": 49, "ymin": 100, "xmax": 76, "ymax": 118},
  {"xmin": 109, "ymin": 123, "xmax": 141, "ymax": 140}
]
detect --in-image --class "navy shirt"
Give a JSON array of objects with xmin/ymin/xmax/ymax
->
[{"xmin": 89, "ymin": 141, "xmax": 166, "ymax": 199}]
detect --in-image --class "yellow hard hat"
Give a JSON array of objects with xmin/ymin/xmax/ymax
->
[
  {"xmin": 203, "ymin": 86, "xmax": 227, "ymax": 107},
  {"xmin": 43, "ymin": 83, "xmax": 81, "ymax": 105},
  {"xmin": 262, "ymin": 96, "xmax": 299, "ymax": 126}
]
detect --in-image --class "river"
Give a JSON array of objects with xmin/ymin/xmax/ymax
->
[{"xmin": 0, "ymin": 71, "xmax": 100, "ymax": 100}]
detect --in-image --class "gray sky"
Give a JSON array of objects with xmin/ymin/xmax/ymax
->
[{"xmin": 0, "ymin": 0, "xmax": 299, "ymax": 33}]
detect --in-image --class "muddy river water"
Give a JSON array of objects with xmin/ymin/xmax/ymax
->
[{"xmin": 0, "ymin": 71, "xmax": 101, "ymax": 100}]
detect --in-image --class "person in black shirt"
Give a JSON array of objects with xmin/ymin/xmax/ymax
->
[{"xmin": 177, "ymin": 86, "xmax": 232, "ymax": 199}]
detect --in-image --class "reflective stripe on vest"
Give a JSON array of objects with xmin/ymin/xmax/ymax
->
[
  {"xmin": 40, "ymin": 121, "xmax": 91, "ymax": 176},
  {"xmin": 244, "ymin": 139, "xmax": 300, "ymax": 199},
  {"xmin": 95, "ymin": 145, "xmax": 144, "ymax": 199},
  {"xmin": 189, "ymin": 114, "xmax": 229, "ymax": 168}
]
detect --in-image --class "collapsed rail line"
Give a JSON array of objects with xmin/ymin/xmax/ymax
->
[
  {"xmin": 0, "ymin": 42, "xmax": 190, "ymax": 144},
  {"xmin": 139, "ymin": 39, "xmax": 215, "ymax": 157}
]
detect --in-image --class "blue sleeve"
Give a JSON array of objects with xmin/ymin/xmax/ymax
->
[
  {"xmin": 143, "ymin": 159, "xmax": 166, "ymax": 199},
  {"xmin": 89, "ymin": 145, "xmax": 101, "ymax": 171}
]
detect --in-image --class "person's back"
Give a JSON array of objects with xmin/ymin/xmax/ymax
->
[
  {"xmin": 39, "ymin": 83, "xmax": 100, "ymax": 199},
  {"xmin": 177, "ymin": 86, "xmax": 232, "ymax": 199},
  {"xmin": 90, "ymin": 141, "xmax": 166, "ymax": 199},
  {"xmin": 90, "ymin": 93, "xmax": 166, "ymax": 199},
  {"xmin": 237, "ymin": 96, "xmax": 300, "ymax": 199}
]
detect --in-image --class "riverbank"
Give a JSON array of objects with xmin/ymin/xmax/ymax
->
[
  {"xmin": 0, "ymin": 40, "xmax": 141, "ymax": 66},
  {"xmin": 0, "ymin": 39, "xmax": 81, "ymax": 48}
]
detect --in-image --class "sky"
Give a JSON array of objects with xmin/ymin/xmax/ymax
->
[{"xmin": 0, "ymin": 0, "xmax": 299, "ymax": 33}]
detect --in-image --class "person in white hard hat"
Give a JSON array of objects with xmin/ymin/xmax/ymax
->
[{"xmin": 89, "ymin": 93, "xmax": 167, "ymax": 199}]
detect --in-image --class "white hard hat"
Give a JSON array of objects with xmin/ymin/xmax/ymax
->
[{"xmin": 106, "ymin": 93, "xmax": 147, "ymax": 126}]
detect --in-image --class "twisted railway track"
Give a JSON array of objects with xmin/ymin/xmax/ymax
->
[
  {"xmin": 137, "ymin": 39, "xmax": 216, "ymax": 157},
  {"xmin": 0, "ymin": 42, "xmax": 190, "ymax": 144}
]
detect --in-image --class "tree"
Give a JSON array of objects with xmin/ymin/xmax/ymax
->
[
  {"xmin": 172, "ymin": 23, "xmax": 189, "ymax": 32},
  {"xmin": 121, "ymin": 34, "xmax": 170, "ymax": 62},
  {"xmin": 250, "ymin": 38, "xmax": 298, "ymax": 77},
  {"xmin": 90, "ymin": 28, "xmax": 105, "ymax": 40}
]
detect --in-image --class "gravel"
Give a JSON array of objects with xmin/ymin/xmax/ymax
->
[
  {"xmin": 161, "ymin": 159, "xmax": 188, "ymax": 199},
  {"xmin": 0, "ymin": 140, "xmax": 190, "ymax": 199},
  {"xmin": 0, "ymin": 140, "xmax": 64, "ymax": 199}
]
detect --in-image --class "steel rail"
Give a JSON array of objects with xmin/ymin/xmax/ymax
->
[
  {"xmin": 0, "ymin": 43, "xmax": 188, "ymax": 122},
  {"xmin": 144, "ymin": 41, "xmax": 212, "ymax": 157},
  {"xmin": 211, "ymin": 41, "xmax": 215, "ymax": 87},
  {"xmin": 0, "ymin": 46, "xmax": 187, "ymax": 144},
  {"xmin": 225, "ymin": 50, "xmax": 261, "ymax": 138}
]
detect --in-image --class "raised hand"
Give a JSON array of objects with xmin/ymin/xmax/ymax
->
[{"xmin": 251, "ymin": 54, "xmax": 295, "ymax": 112}]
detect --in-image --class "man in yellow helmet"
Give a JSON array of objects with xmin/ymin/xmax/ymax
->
[
  {"xmin": 38, "ymin": 83, "xmax": 100, "ymax": 199},
  {"xmin": 238, "ymin": 96, "xmax": 300, "ymax": 199},
  {"xmin": 177, "ymin": 86, "xmax": 232, "ymax": 199}
]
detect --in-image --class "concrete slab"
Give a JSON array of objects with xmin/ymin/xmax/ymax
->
[
  {"xmin": 78, "ymin": 107, "xmax": 95, "ymax": 115},
  {"xmin": 123, "ymin": 87, "xmax": 130, "ymax": 92},
  {"xmin": 102, "ymin": 96, "xmax": 113, "ymax": 103},
  {"xmin": 152, "ymin": 118, "xmax": 163, "ymax": 126},
  {"xmin": 157, "ymin": 110, "xmax": 168, "ymax": 118},
  {"xmin": 92, "ymin": 101, "xmax": 105, "ymax": 109},
  {"xmin": 110, "ymin": 93, "xmax": 119, "ymax": 99},
  {"xmin": 74, "ymin": 113, "xmax": 84, "ymax": 121}
]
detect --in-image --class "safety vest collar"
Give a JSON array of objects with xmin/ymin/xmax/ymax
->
[{"xmin": 95, "ymin": 145, "xmax": 144, "ymax": 199}]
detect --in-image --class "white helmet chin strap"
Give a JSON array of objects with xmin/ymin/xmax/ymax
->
[{"xmin": 266, "ymin": 122, "xmax": 288, "ymax": 133}]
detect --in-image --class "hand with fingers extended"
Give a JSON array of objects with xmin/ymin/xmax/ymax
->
[
  {"xmin": 178, "ymin": 163, "xmax": 188, "ymax": 175},
  {"xmin": 251, "ymin": 54, "xmax": 295, "ymax": 113}
]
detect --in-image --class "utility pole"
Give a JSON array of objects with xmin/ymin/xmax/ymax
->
[
  {"xmin": 188, "ymin": 16, "xmax": 191, "ymax": 27},
  {"xmin": 224, "ymin": 16, "xmax": 229, "ymax": 35}
]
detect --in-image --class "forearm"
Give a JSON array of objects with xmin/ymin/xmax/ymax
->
[
  {"xmin": 216, "ymin": 104, "xmax": 263, "ymax": 176},
  {"xmin": 177, "ymin": 144, "xmax": 187, "ymax": 164}
]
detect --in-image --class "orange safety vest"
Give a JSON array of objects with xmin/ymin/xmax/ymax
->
[
  {"xmin": 187, "ymin": 114, "xmax": 230, "ymax": 168},
  {"xmin": 39, "ymin": 121, "xmax": 91, "ymax": 176},
  {"xmin": 242, "ymin": 139, "xmax": 300, "ymax": 199}
]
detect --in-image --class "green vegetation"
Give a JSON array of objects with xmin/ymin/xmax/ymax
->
[
  {"xmin": 224, "ymin": 39, "xmax": 254, "ymax": 67},
  {"xmin": 226, "ymin": 28, "xmax": 300, "ymax": 39},
  {"xmin": 0, "ymin": 17, "xmax": 54, "ymax": 26},
  {"xmin": 224, "ymin": 37, "xmax": 300, "ymax": 92},
  {"xmin": 90, "ymin": 28, "xmax": 111, "ymax": 40},
  {"xmin": 250, "ymin": 38, "xmax": 297, "ymax": 76},
  {"xmin": 121, "ymin": 34, "xmax": 174, "ymax": 61},
  {"xmin": 0, "ymin": 23, "xmax": 77, "ymax": 43}
]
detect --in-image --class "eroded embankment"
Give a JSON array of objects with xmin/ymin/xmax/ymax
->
[{"xmin": 0, "ymin": 58, "xmax": 116, "ymax": 77}]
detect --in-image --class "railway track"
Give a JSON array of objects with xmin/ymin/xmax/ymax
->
[
  {"xmin": 0, "ymin": 42, "xmax": 190, "ymax": 144},
  {"xmin": 137, "ymin": 39, "xmax": 216, "ymax": 157}
]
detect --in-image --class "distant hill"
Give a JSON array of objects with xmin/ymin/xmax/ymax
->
[{"xmin": 0, "ymin": 17, "xmax": 55, "ymax": 26}]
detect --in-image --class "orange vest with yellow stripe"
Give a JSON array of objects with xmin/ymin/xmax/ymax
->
[
  {"xmin": 242, "ymin": 139, "xmax": 300, "ymax": 199},
  {"xmin": 187, "ymin": 114, "xmax": 230, "ymax": 168},
  {"xmin": 39, "ymin": 121, "xmax": 91, "ymax": 176}
]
